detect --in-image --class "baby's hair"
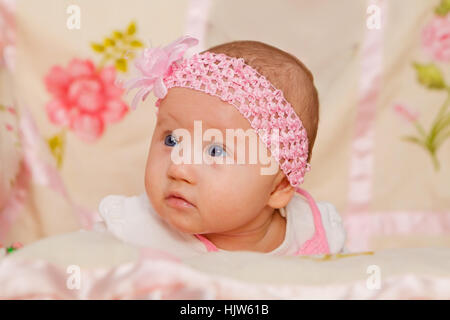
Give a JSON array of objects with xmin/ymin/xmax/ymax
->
[{"xmin": 202, "ymin": 41, "xmax": 319, "ymax": 163}]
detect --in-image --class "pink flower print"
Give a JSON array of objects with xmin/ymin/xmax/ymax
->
[
  {"xmin": 0, "ymin": 0, "xmax": 16, "ymax": 70},
  {"xmin": 6, "ymin": 106, "xmax": 16, "ymax": 115},
  {"xmin": 393, "ymin": 103, "xmax": 419, "ymax": 123},
  {"xmin": 11, "ymin": 242, "xmax": 22, "ymax": 249},
  {"xmin": 422, "ymin": 14, "xmax": 450, "ymax": 62},
  {"xmin": 44, "ymin": 59, "xmax": 128, "ymax": 142}
]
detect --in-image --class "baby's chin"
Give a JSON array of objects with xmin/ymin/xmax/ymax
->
[{"xmin": 157, "ymin": 208, "xmax": 204, "ymax": 234}]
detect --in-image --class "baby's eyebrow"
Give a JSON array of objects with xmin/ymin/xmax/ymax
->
[
  {"xmin": 157, "ymin": 112, "xmax": 234, "ymax": 135},
  {"xmin": 157, "ymin": 117, "xmax": 170, "ymax": 126},
  {"xmin": 157, "ymin": 112, "xmax": 178, "ymax": 126}
]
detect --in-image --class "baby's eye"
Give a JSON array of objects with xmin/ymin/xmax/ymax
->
[
  {"xmin": 164, "ymin": 134, "xmax": 178, "ymax": 147},
  {"xmin": 206, "ymin": 144, "xmax": 227, "ymax": 157}
]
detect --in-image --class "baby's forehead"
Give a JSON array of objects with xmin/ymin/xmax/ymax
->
[{"xmin": 157, "ymin": 88, "xmax": 251, "ymax": 131}]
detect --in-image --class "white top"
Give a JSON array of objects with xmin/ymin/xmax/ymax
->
[{"xmin": 94, "ymin": 192, "xmax": 347, "ymax": 260}]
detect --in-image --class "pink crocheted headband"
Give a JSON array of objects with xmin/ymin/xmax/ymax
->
[{"xmin": 124, "ymin": 35, "xmax": 311, "ymax": 186}]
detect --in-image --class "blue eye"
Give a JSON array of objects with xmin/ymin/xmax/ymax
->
[
  {"xmin": 207, "ymin": 144, "xmax": 227, "ymax": 157},
  {"xmin": 164, "ymin": 134, "xmax": 178, "ymax": 147}
]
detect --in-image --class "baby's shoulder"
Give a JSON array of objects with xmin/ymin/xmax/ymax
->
[
  {"xmin": 95, "ymin": 193, "xmax": 157, "ymax": 240},
  {"xmin": 315, "ymin": 201, "xmax": 347, "ymax": 254},
  {"xmin": 98, "ymin": 194, "xmax": 125, "ymax": 220},
  {"xmin": 287, "ymin": 194, "xmax": 343, "ymax": 224},
  {"xmin": 98, "ymin": 193, "xmax": 150, "ymax": 220},
  {"xmin": 286, "ymin": 194, "xmax": 347, "ymax": 254},
  {"xmin": 316, "ymin": 202, "xmax": 344, "ymax": 228}
]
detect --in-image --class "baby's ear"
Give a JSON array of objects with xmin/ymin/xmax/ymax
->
[{"xmin": 267, "ymin": 174, "xmax": 295, "ymax": 209}]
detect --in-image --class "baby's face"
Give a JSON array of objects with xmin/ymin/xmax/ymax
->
[{"xmin": 144, "ymin": 87, "xmax": 284, "ymax": 234}]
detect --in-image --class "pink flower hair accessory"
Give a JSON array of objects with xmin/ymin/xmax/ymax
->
[
  {"xmin": 124, "ymin": 35, "xmax": 312, "ymax": 187},
  {"xmin": 123, "ymin": 35, "xmax": 199, "ymax": 110}
]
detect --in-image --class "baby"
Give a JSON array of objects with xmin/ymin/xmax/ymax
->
[{"xmin": 95, "ymin": 35, "xmax": 347, "ymax": 259}]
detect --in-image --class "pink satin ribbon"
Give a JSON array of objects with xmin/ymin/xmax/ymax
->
[
  {"xmin": 344, "ymin": 211, "xmax": 450, "ymax": 252},
  {"xmin": 347, "ymin": 0, "xmax": 386, "ymax": 215},
  {"xmin": 0, "ymin": 256, "xmax": 449, "ymax": 299},
  {"xmin": 0, "ymin": 160, "xmax": 30, "ymax": 242},
  {"xmin": 0, "ymin": 104, "xmax": 98, "ymax": 241}
]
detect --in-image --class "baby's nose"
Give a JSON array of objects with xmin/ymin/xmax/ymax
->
[{"xmin": 167, "ymin": 161, "xmax": 196, "ymax": 185}]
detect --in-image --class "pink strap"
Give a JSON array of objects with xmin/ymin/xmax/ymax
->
[
  {"xmin": 194, "ymin": 234, "xmax": 219, "ymax": 252},
  {"xmin": 294, "ymin": 187, "xmax": 330, "ymax": 255},
  {"xmin": 194, "ymin": 188, "xmax": 330, "ymax": 255}
]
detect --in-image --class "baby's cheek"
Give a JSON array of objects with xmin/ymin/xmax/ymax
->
[
  {"xmin": 144, "ymin": 162, "xmax": 155, "ymax": 193},
  {"xmin": 203, "ymin": 186, "xmax": 246, "ymax": 221},
  {"xmin": 145, "ymin": 158, "xmax": 165, "ymax": 203}
]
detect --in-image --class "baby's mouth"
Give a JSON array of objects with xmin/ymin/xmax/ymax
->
[{"xmin": 165, "ymin": 192, "xmax": 196, "ymax": 209}]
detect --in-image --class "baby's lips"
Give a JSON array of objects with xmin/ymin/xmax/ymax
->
[{"xmin": 166, "ymin": 191, "xmax": 196, "ymax": 207}]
